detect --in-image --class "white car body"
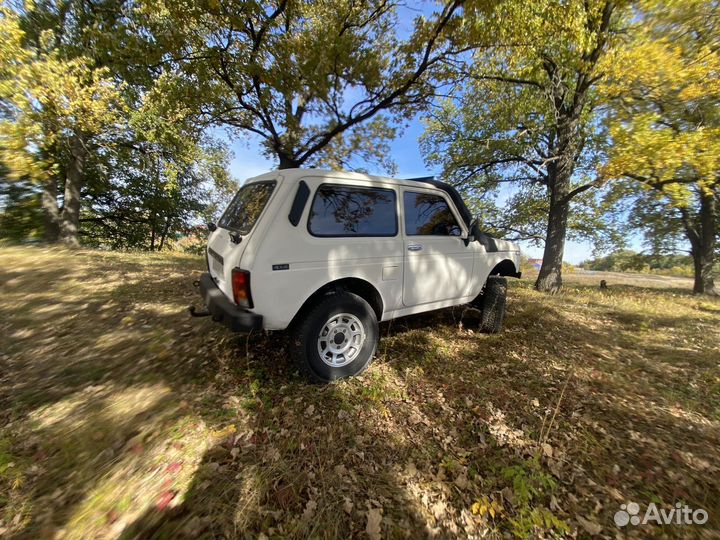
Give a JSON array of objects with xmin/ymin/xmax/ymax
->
[{"xmin": 199, "ymin": 168, "xmax": 521, "ymax": 332}]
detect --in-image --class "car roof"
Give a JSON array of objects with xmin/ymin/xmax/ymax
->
[{"xmin": 247, "ymin": 168, "xmax": 473, "ymax": 225}]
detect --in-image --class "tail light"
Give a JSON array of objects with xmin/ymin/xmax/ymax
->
[{"xmin": 231, "ymin": 268, "xmax": 253, "ymax": 308}]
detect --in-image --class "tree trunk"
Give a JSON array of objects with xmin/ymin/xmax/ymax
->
[
  {"xmin": 150, "ymin": 211, "xmax": 156, "ymax": 251},
  {"xmin": 690, "ymin": 191, "xmax": 717, "ymax": 295},
  {"xmin": 535, "ymin": 187, "xmax": 570, "ymax": 294},
  {"xmin": 41, "ymin": 178, "xmax": 60, "ymax": 243},
  {"xmin": 535, "ymin": 119, "xmax": 576, "ymax": 294},
  {"xmin": 59, "ymin": 135, "xmax": 87, "ymax": 247},
  {"xmin": 158, "ymin": 215, "xmax": 172, "ymax": 250},
  {"xmin": 278, "ymin": 152, "xmax": 301, "ymax": 169}
]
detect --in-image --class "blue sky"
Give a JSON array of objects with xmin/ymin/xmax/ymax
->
[
  {"xmin": 222, "ymin": 123, "xmax": 603, "ymax": 265},
  {"xmin": 219, "ymin": 1, "xmax": 615, "ymax": 265}
]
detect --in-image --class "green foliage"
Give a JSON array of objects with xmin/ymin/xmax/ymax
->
[
  {"xmin": 0, "ymin": 6, "xmax": 124, "ymax": 185},
  {"xmin": 501, "ymin": 457, "xmax": 569, "ymax": 537},
  {"xmin": 0, "ymin": 1, "xmax": 235, "ymax": 249},
  {"xmin": 421, "ymin": 0, "xmax": 627, "ymax": 248},
  {"xmin": 0, "ymin": 178, "xmax": 43, "ymax": 242},
  {"xmin": 135, "ymin": 0, "xmax": 463, "ymax": 170},
  {"xmin": 602, "ymin": 0, "xmax": 720, "ymax": 200},
  {"xmin": 80, "ymin": 129, "xmax": 236, "ymax": 250},
  {"xmin": 580, "ymin": 249, "xmax": 709, "ymax": 277},
  {"xmin": 600, "ymin": 0, "xmax": 719, "ymax": 292},
  {"xmin": 508, "ymin": 506, "xmax": 570, "ymax": 538},
  {"xmin": 502, "ymin": 459, "xmax": 556, "ymax": 507}
]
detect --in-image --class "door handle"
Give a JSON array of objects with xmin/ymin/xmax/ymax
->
[{"xmin": 407, "ymin": 244, "xmax": 423, "ymax": 251}]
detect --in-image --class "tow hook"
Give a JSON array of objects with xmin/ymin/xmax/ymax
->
[
  {"xmin": 188, "ymin": 305, "xmax": 210, "ymax": 317},
  {"xmin": 189, "ymin": 279, "xmax": 210, "ymax": 316}
]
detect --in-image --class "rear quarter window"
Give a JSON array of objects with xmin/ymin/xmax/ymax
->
[
  {"xmin": 219, "ymin": 181, "xmax": 276, "ymax": 235},
  {"xmin": 308, "ymin": 184, "xmax": 397, "ymax": 237}
]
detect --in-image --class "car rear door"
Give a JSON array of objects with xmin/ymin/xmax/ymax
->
[
  {"xmin": 401, "ymin": 188, "xmax": 475, "ymax": 306},
  {"xmin": 207, "ymin": 179, "xmax": 278, "ymax": 295}
]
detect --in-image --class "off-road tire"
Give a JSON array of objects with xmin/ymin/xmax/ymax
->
[
  {"xmin": 290, "ymin": 291, "xmax": 378, "ymax": 383},
  {"xmin": 479, "ymin": 276, "xmax": 507, "ymax": 333}
]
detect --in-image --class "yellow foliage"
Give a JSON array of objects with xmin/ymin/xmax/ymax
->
[
  {"xmin": 0, "ymin": 7, "xmax": 124, "ymax": 184},
  {"xmin": 600, "ymin": 0, "xmax": 720, "ymax": 205},
  {"xmin": 471, "ymin": 495, "xmax": 504, "ymax": 519}
]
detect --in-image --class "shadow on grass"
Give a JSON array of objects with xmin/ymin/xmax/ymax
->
[{"xmin": 2, "ymin": 249, "xmax": 719, "ymax": 539}]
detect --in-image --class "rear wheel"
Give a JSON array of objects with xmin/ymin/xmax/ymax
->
[
  {"xmin": 291, "ymin": 291, "xmax": 378, "ymax": 383},
  {"xmin": 479, "ymin": 276, "xmax": 508, "ymax": 333}
]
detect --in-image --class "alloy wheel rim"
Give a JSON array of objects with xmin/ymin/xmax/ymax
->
[{"xmin": 317, "ymin": 313, "xmax": 366, "ymax": 367}]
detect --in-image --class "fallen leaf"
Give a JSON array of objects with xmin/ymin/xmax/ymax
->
[
  {"xmin": 305, "ymin": 404, "xmax": 315, "ymax": 416},
  {"xmin": 576, "ymin": 515, "xmax": 602, "ymax": 535},
  {"xmin": 454, "ymin": 473, "xmax": 469, "ymax": 489},
  {"xmin": 405, "ymin": 462, "xmax": 417, "ymax": 477},
  {"xmin": 302, "ymin": 499, "xmax": 317, "ymax": 521},
  {"xmin": 343, "ymin": 498, "xmax": 354, "ymax": 514},
  {"xmin": 366, "ymin": 508, "xmax": 382, "ymax": 540},
  {"xmin": 541, "ymin": 443, "xmax": 553, "ymax": 457},
  {"xmin": 156, "ymin": 490, "xmax": 176, "ymax": 510},
  {"xmin": 105, "ymin": 509, "xmax": 119, "ymax": 524},
  {"xmin": 274, "ymin": 482, "xmax": 297, "ymax": 510},
  {"xmin": 501, "ymin": 487, "xmax": 515, "ymax": 505}
]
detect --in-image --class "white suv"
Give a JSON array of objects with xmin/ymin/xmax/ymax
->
[{"xmin": 192, "ymin": 168, "xmax": 521, "ymax": 382}]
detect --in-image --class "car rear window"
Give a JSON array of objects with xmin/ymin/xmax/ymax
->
[
  {"xmin": 404, "ymin": 191, "xmax": 462, "ymax": 236},
  {"xmin": 218, "ymin": 181, "xmax": 276, "ymax": 235},
  {"xmin": 308, "ymin": 184, "xmax": 397, "ymax": 237}
]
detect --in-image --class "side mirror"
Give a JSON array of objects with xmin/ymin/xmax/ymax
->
[
  {"xmin": 207, "ymin": 222, "xmax": 217, "ymax": 232},
  {"xmin": 463, "ymin": 217, "xmax": 479, "ymax": 246}
]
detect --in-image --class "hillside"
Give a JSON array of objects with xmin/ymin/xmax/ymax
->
[{"xmin": 1, "ymin": 246, "xmax": 719, "ymax": 539}]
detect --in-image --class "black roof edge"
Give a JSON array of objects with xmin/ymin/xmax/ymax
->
[
  {"xmin": 404, "ymin": 176, "xmax": 436, "ymax": 182},
  {"xmin": 404, "ymin": 176, "xmax": 472, "ymax": 226}
]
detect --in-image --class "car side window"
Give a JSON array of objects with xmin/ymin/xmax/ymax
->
[
  {"xmin": 404, "ymin": 191, "xmax": 462, "ymax": 236},
  {"xmin": 308, "ymin": 184, "xmax": 397, "ymax": 237},
  {"xmin": 218, "ymin": 181, "xmax": 276, "ymax": 235}
]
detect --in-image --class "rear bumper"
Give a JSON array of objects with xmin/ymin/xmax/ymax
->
[{"xmin": 199, "ymin": 273, "xmax": 263, "ymax": 332}]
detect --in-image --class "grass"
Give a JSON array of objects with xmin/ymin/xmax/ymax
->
[{"xmin": 1, "ymin": 245, "xmax": 719, "ymax": 539}]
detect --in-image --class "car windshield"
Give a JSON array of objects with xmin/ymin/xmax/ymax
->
[{"xmin": 218, "ymin": 181, "xmax": 276, "ymax": 235}]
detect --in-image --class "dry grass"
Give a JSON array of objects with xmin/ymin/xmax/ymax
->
[{"xmin": 1, "ymin": 245, "xmax": 719, "ymax": 539}]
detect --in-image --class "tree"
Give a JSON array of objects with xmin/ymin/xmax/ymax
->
[
  {"xmin": 0, "ymin": 1, "xmax": 235, "ymax": 249},
  {"xmin": 80, "ymin": 127, "xmax": 236, "ymax": 250},
  {"xmin": 0, "ymin": 5, "xmax": 125, "ymax": 246},
  {"xmin": 137, "ymin": 0, "xmax": 464, "ymax": 171},
  {"xmin": 0, "ymin": 167, "xmax": 45, "ymax": 242},
  {"xmin": 422, "ymin": 0, "xmax": 626, "ymax": 292},
  {"xmin": 602, "ymin": 0, "xmax": 720, "ymax": 295}
]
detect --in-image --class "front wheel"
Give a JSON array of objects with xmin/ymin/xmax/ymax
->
[
  {"xmin": 479, "ymin": 276, "xmax": 508, "ymax": 333},
  {"xmin": 291, "ymin": 291, "xmax": 378, "ymax": 383}
]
